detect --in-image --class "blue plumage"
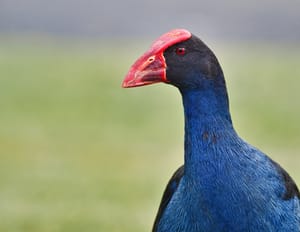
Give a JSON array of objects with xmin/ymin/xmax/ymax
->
[
  {"xmin": 156, "ymin": 89, "xmax": 300, "ymax": 231},
  {"xmin": 122, "ymin": 29, "xmax": 300, "ymax": 232}
]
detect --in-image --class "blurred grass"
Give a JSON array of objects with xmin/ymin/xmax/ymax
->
[{"xmin": 0, "ymin": 38, "xmax": 299, "ymax": 232}]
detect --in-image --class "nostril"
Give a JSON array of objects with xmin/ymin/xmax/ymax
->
[{"xmin": 148, "ymin": 56, "xmax": 155, "ymax": 63}]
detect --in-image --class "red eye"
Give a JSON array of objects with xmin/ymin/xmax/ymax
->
[{"xmin": 175, "ymin": 47, "xmax": 186, "ymax": 56}]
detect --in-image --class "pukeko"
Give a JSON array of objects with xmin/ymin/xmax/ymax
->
[{"xmin": 122, "ymin": 29, "xmax": 300, "ymax": 231}]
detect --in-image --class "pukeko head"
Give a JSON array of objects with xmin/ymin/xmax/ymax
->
[{"xmin": 122, "ymin": 29, "xmax": 225, "ymax": 92}]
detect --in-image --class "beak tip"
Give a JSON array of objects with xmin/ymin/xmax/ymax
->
[
  {"xmin": 122, "ymin": 82, "xmax": 130, "ymax": 88},
  {"xmin": 122, "ymin": 73, "xmax": 134, "ymax": 88}
]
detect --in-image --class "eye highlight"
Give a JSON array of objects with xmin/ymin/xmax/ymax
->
[{"xmin": 175, "ymin": 47, "xmax": 186, "ymax": 56}]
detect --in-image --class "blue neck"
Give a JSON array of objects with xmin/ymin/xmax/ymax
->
[{"xmin": 180, "ymin": 85, "xmax": 237, "ymax": 179}]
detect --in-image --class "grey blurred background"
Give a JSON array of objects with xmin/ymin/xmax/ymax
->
[{"xmin": 1, "ymin": 0, "xmax": 300, "ymax": 41}]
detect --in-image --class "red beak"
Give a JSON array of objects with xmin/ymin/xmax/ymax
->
[
  {"xmin": 122, "ymin": 29, "xmax": 192, "ymax": 88},
  {"xmin": 122, "ymin": 49, "xmax": 167, "ymax": 88}
]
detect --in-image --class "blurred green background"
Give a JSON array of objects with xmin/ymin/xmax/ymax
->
[
  {"xmin": 1, "ymin": 1, "xmax": 300, "ymax": 231},
  {"xmin": 0, "ymin": 38, "xmax": 299, "ymax": 232}
]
